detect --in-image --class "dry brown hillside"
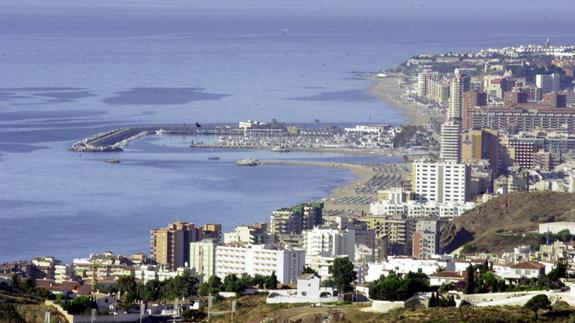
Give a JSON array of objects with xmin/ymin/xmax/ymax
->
[{"xmin": 440, "ymin": 192, "xmax": 575, "ymax": 254}]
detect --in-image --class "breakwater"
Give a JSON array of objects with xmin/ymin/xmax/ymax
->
[{"xmin": 70, "ymin": 125, "xmax": 238, "ymax": 152}]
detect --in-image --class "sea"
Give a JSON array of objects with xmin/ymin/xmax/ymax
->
[{"xmin": 1, "ymin": 0, "xmax": 574, "ymax": 262}]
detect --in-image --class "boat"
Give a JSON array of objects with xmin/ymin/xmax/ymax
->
[
  {"xmin": 208, "ymin": 156, "xmax": 220, "ymax": 161},
  {"xmin": 236, "ymin": 159, "xmax": 258, "ymax": 166},
  {"xmin": 107, "ymin": 159, "xmax": 121, "ymax": 164},
  {"xmin": 272, "ymin": 146, "xmax": 290, "ymax": 153}
]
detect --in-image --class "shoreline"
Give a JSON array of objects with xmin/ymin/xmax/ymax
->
[
  {"xmin": 255, "ymin": 159, "xmax": 410, "ymax": 214},
  {"xmin": 367, "ymin": 74, "xmax": 442, "ymax": 127},
  {"xmin": 192, "ymin": 143, "xmax": 427, "ymax": 159}
]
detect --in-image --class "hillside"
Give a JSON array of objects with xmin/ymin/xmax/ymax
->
[
  {"xmin": 209, "ymin": 295, "xmax": 575, "ymax": 322},
  {"xmin": 440, "ymin": 192, "xmax": 575, "ymax": 254},
  {"xmin": 0, "ymin": 289, "xmax": 67, "ymax": 323}
]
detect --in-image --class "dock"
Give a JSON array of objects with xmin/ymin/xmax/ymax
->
[{"xmin": 70, "ymin": 124, "xmax": 239, "ymax": 152}]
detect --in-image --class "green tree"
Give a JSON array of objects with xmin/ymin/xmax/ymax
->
[
  {"xmin": 0, "ymin": 302, "xmax": 25, "ymax": 323},
  {"xmin": 547, "ymin": 258, "xmax": 568, "ymax": 282},
  {"xmin": 173, "ymin": 272, "xmax": 200, "ymax": 298},
  {"xmin": 556, "ymin": 229, "xmax": 572, "ymax": 242},
  {"xmin": 524, "ymin": 294, "xmax": 551, "ymax": 319},
  {"xmin": 117, "ymin": 275, "xmax": 138, "ymax": 304},
  {"xmin": 253, "ymin": 274, "xmax": 267, "ymax": 289},
  {"xmin": 329, "ymin": 258, "xmax": 357, "ymax": 293},
  {"xmin": 198, "ymin": 276, "xmax": 223, "ymax": 296},
  {"xmin": 181, "ymin": 309, "xmax": 207, "ymax": 322},
  {"xmin": 368, "ymin": 271, "xmax": 429, "ymax": 302},
  {"xmin": 428, "ymin": 292, "xmax": 438, "ymax": 307},
  {"xmin": 141, "ymin": 280, "xmax": 162, "ymax": 301},
  {"xmin": 61, "ymin": 296, "xmax": 96, "ymax": 315},
  {"xmin": 302, "ymin": 266, "xmax": 318, "ymax": 275},
  {"xmin": 265, "ymin": 271, "xmax": 278, "ymax": 289},
  {"xmin": 464, "ymin": 265, "xmax": 476, "ymax": 294},
  {"xmin": 479, "ymin": 271, "xmax": 500, "ymax": 293}
]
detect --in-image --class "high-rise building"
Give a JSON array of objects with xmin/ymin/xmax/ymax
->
[
  {"xmin": 363, "ymin": 215, "xmax": 409, "ymax": 245},
  {"xmin": 471, "ymin": 107, "xmax": 575, "ymax": 133},
  {"xmin": 504, "ymin": 91, "xmax": 528, "ymax": 105},
  {"xmin": 440, "ymin": 121, "xmax": 462, "ymax": 162},
  {"xmin": 417, "ymin": 71, "xmax": 430, "ymax": 97},
  {"xmin": 215, "ymin": 244, "xmax": 305, "ymax": 284},
  {"xmin": 428, "ymin": 79, "xmax": 451, "ymax": 105},
  {"xmin": 299, "ymin": 203, "xmax": 324, "ymax": 231},
  {"xmin": 270, "ymin": 208, "xmax": 303, "ymax": 234},
  {"xmin": 189, "ymin": 239, "xmax": 217, "ymax": 281},
  {"xmin": 533, "ymin": 150, "xmax": 553, "ymax": 171},
  {"xmin": 448, "ymin": 72, "xmax": 471, "ymax": 120},
  {"xmin": 462, "ymin": 91, "xmax": 487, "ymax": 130},
  {"xmin": 150, "ymin": 222, "xmax": 220, "ymax": 269},
  {"xmin": 412, "ymin": 219, "xmax": 440, "ymax": 259},
  {"xmin": 223, "ymin": 224, "xmax": 269, "ymax": 245},
  {"xmin": 536, "ymin": 73, "xmax": 560, "ymax": 93},
  {"xmin": 461, "ymin": 129, "xmax": 501, "ymax": 176},
  {"xmin": 303, "ymin": 227, "xmax": 355, "ymax": 260},
  {"xmin": 507, "ymin": 140, "xmax": 536, "ymax": 169},
  {"xmin": 413, "ymin": 159, "xmax": 470, "ymax": 204},
  {"xmin": 543, "ymin": 93, "xmax": 567, "ymax": 108},
  {"xmin": 270, "ymin": 203, "xmax": 323, "ymax": 235}
]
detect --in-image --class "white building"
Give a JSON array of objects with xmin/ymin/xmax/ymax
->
[
  {"xmin": 448, "ymin": 72, "xmax": 470, "ymax": 120},
  {"xmin": 539, "ymin": 222, "xmax": 575, "ymax": 235},
  {"xmin": 215, "ymin": 244, "xmax": 305, "ymax": 284},
  {"xmin": 54, "ymin": 264, "xmax": 73, "ymax": 284},
  {"xmin": 303, "ymin": 227, "xmax": 355, "ymax": 260},
  {"xmin": 413, "ymin": 159, "xmax": 470, "ymax": 204},
  {"xmin": 412, "ymin": 220, "xmax": 440, "ymax": 259},
  {"xmin": 369, "ymin": 199, "xmax": 475, "ymax": 218},
  {"xmin": 266, "ymin": 273, "xmax": 339, "ymax": 304},
  {"xmin": 133, "ymin": 265, "xmax": 195, "ymax": 284},
  {"xmin": 365, "ymin": 256, "xmax": 455, "ymax": 283},
  {"xmin": 305, "ymin": 254, "xmax": 347, "ymax": 279},
  {"xmin": 440, "ymin": 121, "xmax": 461, "ymax": 162},
  {"xmin": 417, "ymin": 71, "xmax": 430, "ymax": 97},
  {"xmin": 493, "ymin": 262, "xmax": 546, "ymax": 280},
  {"xmin": 223, "ymin": 226, "xmax": 256, "ymax": 244},
  {"xmin": 429, "ymin": 271, "xmax": 464, "ymax": 287},
  {"xmin": 536, "ymin": 73, "xmax": 560, "ymax": 93},
  {"xmin": 189, "ymin": 239, "xmax": 217, "ymax": 281}
]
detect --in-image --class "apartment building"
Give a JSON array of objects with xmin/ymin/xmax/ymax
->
[
  {"xmin": 303, "ymin": 227, "xmax": 355, "ymax": 260},
  {"xmin": 189, "ymin": 239, "xmax": 217, "ymax": 281},
  {"xmin": 413, "ymin": 159, "xmax": 470, "ymax": 204},
  {"xmin": 536, "ymin": 73, "xmax": 560, "ymax": 93},
  {"xmin": 440, "ymin": 121, "xmax": 462, "ymax": 162},
  {"xmin": 215, "ymin": 244, "xmax": 304, "ymax": 284},
  {"xmin": 448, "ymin": 72, "xmax": 471, "ymax": 120},
  {"xmin": 412, "ymin": 220, "xmax": 441, "ymax": 259},
  {"xmin": 363, "ymin": 215, "xmax": 414, "ymax": 246},
  {"xmin": 150, "ymin": 222, "xmax": 221, "ymax": 269}
]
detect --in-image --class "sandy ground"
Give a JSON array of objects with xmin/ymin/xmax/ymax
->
[
  {"xmin": 257, "ymin": 159, "xmax": 411, "ymax": 214},
  {"xmin": 368, "ymin": 75, "xmax": 443, "ymax": 126}
]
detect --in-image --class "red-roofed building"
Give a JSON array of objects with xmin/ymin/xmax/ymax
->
[
  {"xmin": 494, "ymin": 261, "xmax": 546, "ymax": 280},
  {"xmin": 429, "ymin": 271, "xmax": 464, "ymax": 286}
]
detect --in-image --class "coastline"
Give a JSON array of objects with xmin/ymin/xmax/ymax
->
[
  {"xmin": 368, "ymin": 74, "xmax": 441, "ymax": 126},
  {"xmin": 256, "ymin": 159, "xmax": 410, "ymax": 214}
]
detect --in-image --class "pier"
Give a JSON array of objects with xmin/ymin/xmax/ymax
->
[{"xmin": 70, "ymin": 124, "xmax": 239, "ymax": 152}]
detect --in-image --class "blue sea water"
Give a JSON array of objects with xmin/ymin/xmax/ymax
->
[{"xmin": 0, "ymin": 0, "xmax": 574, "ymax": 262}]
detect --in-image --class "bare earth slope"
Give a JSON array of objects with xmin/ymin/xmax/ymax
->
[{"xmin": 440, "ymin": 192, "xmax": 575, "ymax": 254}]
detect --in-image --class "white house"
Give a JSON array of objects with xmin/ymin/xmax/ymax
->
[
  {"xmin": 366, "ymin": 257, "xmax": 455, "ymax": 283},
  {"xmin": 429, "ymin": 271, "xmax": 464, "ymax": 287},
  {"xmin": 266, "ymin": 273, "xmax": 339, "ymax": 304},
  {"xmin": 493, "ymin": 262, "xmax": 546, "ymax": 280}
]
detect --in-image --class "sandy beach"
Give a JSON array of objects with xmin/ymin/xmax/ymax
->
[
  {"xmin": 368, "ymin": 74, "xmax": 443, "ymax": 127},
  {"xmin": 256, "ymin": 159, "xmax": 411, "ymax": 214}
]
